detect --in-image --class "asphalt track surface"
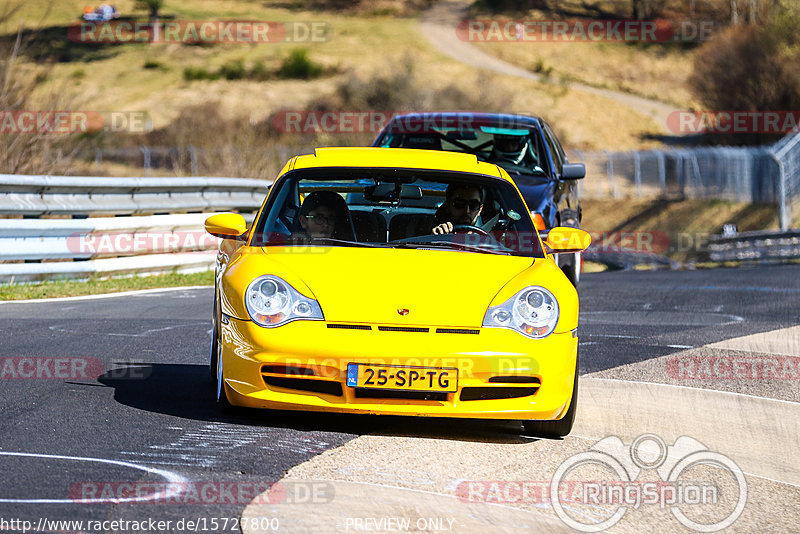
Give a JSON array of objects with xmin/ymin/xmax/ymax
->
[{"xmin": 1, "ymin": 264, "xmax": 798, "ymax": 533}]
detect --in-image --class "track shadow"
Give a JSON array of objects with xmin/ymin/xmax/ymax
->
[
  {"xmin": 1, "ymin": 25, "xmax": 124, "ymax": 63},
  {"xmin": 98, "ymin": 363, "xmax": 530, "ymax": 443},
  {"xmin": 0, "ymin": 15, "xmax": 182, "ymax": 64}
]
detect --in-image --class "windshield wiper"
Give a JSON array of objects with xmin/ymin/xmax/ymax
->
[
  {"xmin": 393, "ymin": 241, "xmax": 510, "ymax": 255},
  {"xmin": 306, "ymin": 238, "xmax": 384, "ymax": 248},
  {"xmin": 263, "ymin": 237, "xmax": 382, "ymax": 248}
]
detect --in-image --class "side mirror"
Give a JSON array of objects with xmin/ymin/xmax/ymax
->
[
  {"xmin": 205, "ymin": 213, "xmax": 248, "ymax": 241},
  {"xmin": 542, "ymin": 227, "xmax": 591, "ymax": 253},
  {"xmin": 561, "ymin": 163, "xmax": 585, "ymax": 180}
]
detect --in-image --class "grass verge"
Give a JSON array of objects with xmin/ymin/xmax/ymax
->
[{"xmin": 0, "ymin": 270, "xmax": 214, "ymax": 301}]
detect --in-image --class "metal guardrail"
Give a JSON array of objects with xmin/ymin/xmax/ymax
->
[
  {"xmin": 0, "ymin": 175, "xmax": 268, "ymax": 283},
  {"xmin": 708, "ymin": 230, "xmax": 800, "ymax": 262},
  {"xmin": 0, "ymin": 174, "xmax": 268, "ymax": 216}
]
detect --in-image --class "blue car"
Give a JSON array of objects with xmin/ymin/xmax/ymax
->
[{"xmin": 372, "ymin": 112, "xmax": 586, "ymax": 285}]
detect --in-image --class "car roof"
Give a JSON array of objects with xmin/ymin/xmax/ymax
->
[
  {"xmin": 382, "ymin": 112, "xmax": 544, "ymax": 130},
  {"xmin": 289, "ymin": 147, "xmax": 512, "ymax": 183}
]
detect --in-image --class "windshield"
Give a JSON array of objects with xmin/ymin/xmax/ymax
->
[
  {"xmin": 376, "ymin": 124, "xmax": 548, "ymax": 177},
  {"xmin": 251, "ymin": 168, "xmax": 545, "ymax": 258}
]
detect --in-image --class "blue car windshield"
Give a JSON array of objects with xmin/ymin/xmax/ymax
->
[
  {"xmin": 376, "ymin": 126, "xmax": 547, "ymax": 177},
  {"xmin": 250, "ymin": 168, "xmax": 545, "ymax": 258}
]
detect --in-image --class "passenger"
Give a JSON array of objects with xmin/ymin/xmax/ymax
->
[
  {"xmin": 431, "ymin": 183, "xmax": 484, "ymax": 235},
  {"xmin": 295, "ymin": 191, "xmax": 353, "ymax": 240}
]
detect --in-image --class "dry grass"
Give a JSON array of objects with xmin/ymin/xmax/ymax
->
[
  {"xmin": 6, "ymin": 0, "xmax": 696, "ymax": 181},
  {"xmin": 464, "ymin": 0, "xmax": 729, "ymax": 108},
  {"xmin": 581, "ymin": 198, "xmax": 789, "ymax": 261},
  {"xmin": 582, "ymin": 198, "xmax": 782, "ymax": 235},
  {"xmin": 472, "ymin": 41, "xmax": 697, "ymax": 108}
]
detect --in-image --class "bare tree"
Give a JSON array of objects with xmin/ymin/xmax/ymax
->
[
  {"xmin": 632, "ymin": 0, "xmax": 666, "ymax": 20},
  {"xmin": 135, "ymin": 0, "xmax": 165, "ymax": 41},
  {"xmin": 0, "ymin": 3, "xmax": 83, "ymax": 174},
  {"xmin": 135, "ymin": 0, "xmax": 165, "ymax": 20}
]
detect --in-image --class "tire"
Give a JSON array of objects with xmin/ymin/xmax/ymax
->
[
  {"xmin": 522, "ymin": 361, "xmax": 579, "ymax": 439},
  {"xmin": 210, "ymin": 321, "xmax": 220, "ymax": 382},
  {"xmin": 559, "ymin": 252, "xmax": 581, "ymax": 287},
  {"xmin": 212, "ymin": 323, "xmax": 236, "ymax": 412}
]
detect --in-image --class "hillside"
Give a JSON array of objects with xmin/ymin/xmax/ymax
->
[{"xmin": 0, "ymin": 0, "xmax": 690, "ymax": 181}]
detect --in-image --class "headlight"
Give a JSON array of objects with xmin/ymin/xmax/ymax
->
[
  {"xmin": 482, "ymin": 286, "xmax": 559, "ymax": 338},
  {"xmin": 245, "ymin": 275, "xmax": 324, "ymax": 327}
]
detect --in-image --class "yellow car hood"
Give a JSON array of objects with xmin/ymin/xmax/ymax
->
[{"xmin": 255, "ymin": 246, "xmax": 535, "ymax": 327}]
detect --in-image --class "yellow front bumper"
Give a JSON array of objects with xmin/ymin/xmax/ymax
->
[{"xmin": 220, "ymin": 318, "xmax": 578, "ymax": 421}]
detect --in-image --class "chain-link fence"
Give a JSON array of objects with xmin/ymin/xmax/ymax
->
[
  {"xmin": 771, "ymin": 131, "xmax": 800, "ymax": 230},
  {"xmin": 572, "ymin": 146, "xmax": 781, "ymax": 202},
  {"xmin": 570, "ymin": 130, "xmax": 799, "ymax": 229}
]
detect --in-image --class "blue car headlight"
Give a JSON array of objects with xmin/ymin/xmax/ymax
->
[
  {"xmin": 482, "ymin": 286, "xmax": 559, "ymax": 338},
  {"xmin": 245, "ymin": 275, "xmax": 324, "ymax": 327}
]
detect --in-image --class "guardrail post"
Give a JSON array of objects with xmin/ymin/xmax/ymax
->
[
  {"xmin": 775, "ymin": 155, "xmax": 791, "ymax": 231},
  {"xmin": 189, "ymin": 145, "xmax": 199, "ymax": 176},
  {"xmin": 604, "ymin": 151, "xmax": 617, "ymax": 199},
  {"xmin": 657, "ymin": 151, "xmax": 666, "ymax": 196},
  {"xmin": 140, "ymin": 146, "xmax": 151, "ymax": 177},
  {"xmin": 633, "ymin": 151, "xmax": 642, "ymax": 198}
]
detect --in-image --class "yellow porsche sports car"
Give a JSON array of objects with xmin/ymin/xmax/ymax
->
[{"xmin": 205, "ymin": 147, "xmax": 590, "ymax": 437}]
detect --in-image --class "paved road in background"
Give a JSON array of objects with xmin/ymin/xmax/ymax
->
[{"xmin": 1, "ymin": 264, "xmax": 798, "ymax": 532}]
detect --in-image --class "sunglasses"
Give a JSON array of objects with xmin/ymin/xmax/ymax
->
[
  {"xmin": 305, "ymin": 214, "xmax": 335, "ymax": 225},
  {"xmin": 451, "ymin": 198, "xmax": 482, "ymax": 211}
]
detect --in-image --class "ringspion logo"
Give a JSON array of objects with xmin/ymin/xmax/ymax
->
[{"xmin": 550, "ymin": 434, "xmax": 747, "ymax": 532}]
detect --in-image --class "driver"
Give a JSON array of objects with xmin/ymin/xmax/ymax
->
[
  {"xmin": 431, "ymin": 183, "xmax": 484, "ymax": 235},
  {"xmin": 490, "ymin": 133, "xmax": 528, "ymax": 165}
]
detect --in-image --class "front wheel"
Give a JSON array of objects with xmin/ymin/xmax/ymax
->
[
  {"xmin": 212, "ymin": 326, "xmax": 235, "ymax": 412},
  {"xmin": 559, "ymin": 251, "xmax": 582, "ymax": 287},
  {"xmin": 522, "ymin": 362, "xmax": 578, "ymax": 438},
  {"xmin": 558, "ymin": 209, "xmax": 581, "ymax": 287}
]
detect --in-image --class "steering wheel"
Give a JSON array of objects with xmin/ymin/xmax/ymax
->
[{"xmin": 452, "ymin": 224, "xmax": 489, "ymax": 236}]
